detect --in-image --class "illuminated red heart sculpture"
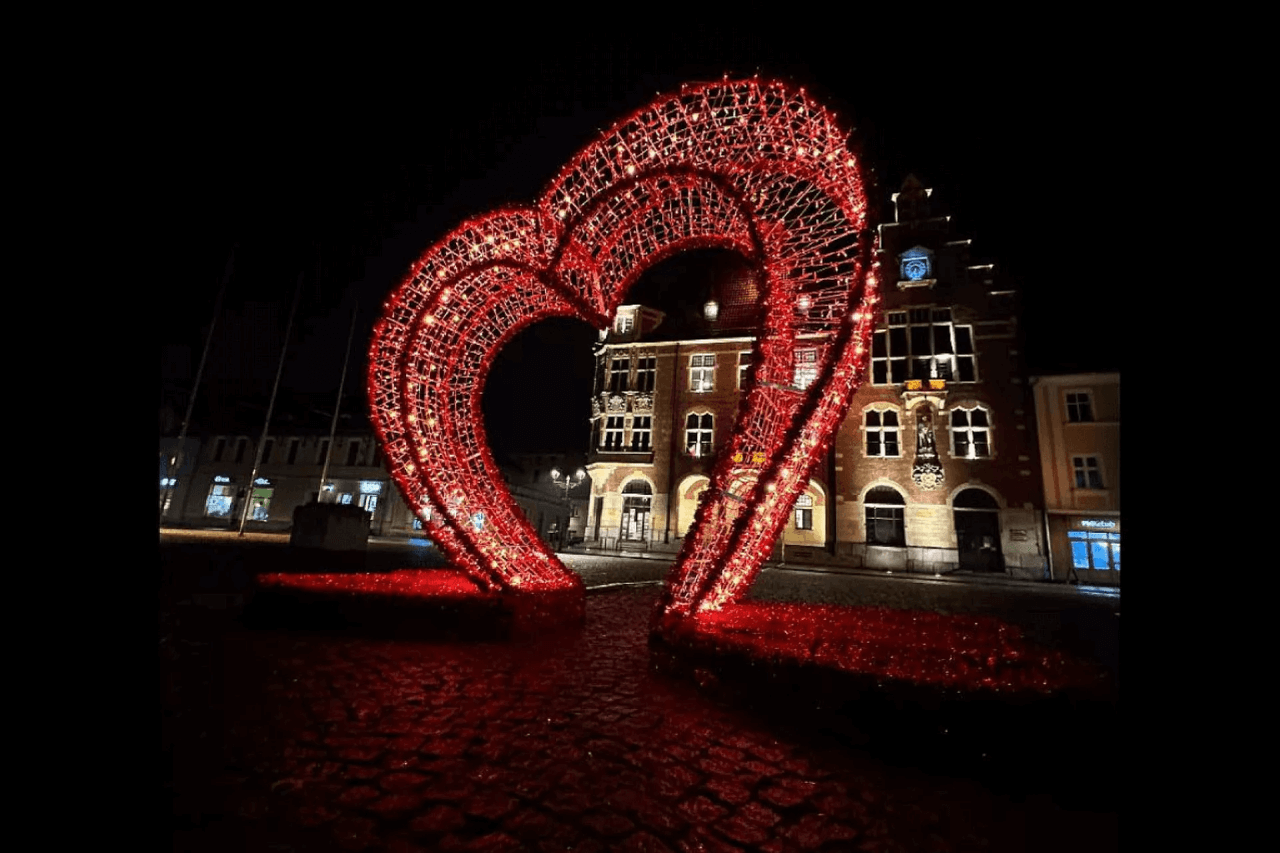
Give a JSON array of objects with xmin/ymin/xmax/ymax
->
[{"xmin": 368, "ymin": 78, "xmax": 880, "ymax": 631}]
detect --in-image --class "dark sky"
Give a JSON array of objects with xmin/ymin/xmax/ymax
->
[{"xmin": 160, "ymin": 38, "xmax": 1115, "ymax": 455}]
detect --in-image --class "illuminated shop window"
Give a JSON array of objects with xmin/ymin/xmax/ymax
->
[
  {"xmin": 635, "ymin": 356, "xmax": 656, "ymax": 393},
  {"xmin": 690, "ymin": 353, "xmax": 716, "ymax": 392},
  {"xmin": 864, "ymin": 486, "xmax": 906, "ymax": 546},
  {"xmin": 249, "ymin": 484, "xmax": 273, "ymax": 521},
  {"xmin": 1073, "ymin": 456, "xmax": 1103, "ymax": 489},
  {"xmin": 609, "ymin": 357, "xmax": 630, "ymax": 393},
  {"xmin": 794, "ymin": 494, "xmax": 814, "ymax": 530},
  {"xmin": 205, "ymin": 483, "xmax": 234, "ymax": 517},
  {"xmin": 793, "ymin": 348, "xmax": 818, "ymax": 390},
  {"xmin": 630, "ymin": 416, "xmax": 652, "ymax": 451},
  {"xmin": 865, "ymin": 409, "xmax": 900, "ymax": 457},
  {"xmin": 950, "ymin": 406, "xmax": 992, "ymax": 458},
  {"xmin": 603, "ymin": 416, "xmax": 624, "ymax": 450},
  {"xmin": 412, "ymin": 517, "xmax": 423, "ymax": 530},
  {"xmin": 1067, "ymin": 392, "xmax": 1094, "ymax": 423},
  {"xmin": 872, "ymin": 309, "xmax": 976, "ymax": 385},
  {"xmin": 686, "ymin": 412, "xmax": 714, "ymax": 458},
  {"xmin": 1069, "ymin": 531, "xmax": 1120, "ymax": 570}
]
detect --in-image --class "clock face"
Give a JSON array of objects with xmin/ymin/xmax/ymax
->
[
  {"xmin": 903, "ymin": 258, "xmax": 930, "ymax": 281},
  {"xmin": 900, "ymin": 247, "xmax": 933, "ymax": 281}
]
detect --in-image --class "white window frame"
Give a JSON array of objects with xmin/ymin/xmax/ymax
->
[
  {"xmin": 738, "ymin": 351, "xmax": 752, "ymax": 390},
  {"xmin": 1066, "ymin": 391, "xmax": 1094, "ymax": 423},
  {"xmin": 793, "ymin": 348, "xmax": 818, "ymax": 390},
  {"xmin": 871, "ymin": 308, "xmax": 977, "ymax": 385},
  {"xmin": 629, "ymin": 415, "xmax": 652, "ymax": 451},
  {"xmin": 615, "ymin": 312, "xmax": 634, "ymax": 334},
  {"xmin": 690, "ymin": 353, "xmax": 716, "ymax": 392},
  {"xmin": 602, "ymin": 416, "xmax": 625, "ymax": 450},
  {"xmin": 949, "ymin": 405, "xmax": 992, "ymax": 459},
  {"xmin": 794, "ymin": 493, "xmax": 814, "ymax": 529},
  {"xmin": 609, "ymin": 357, "xmax": 630, "ymax": 394},
  {"xmin": 1072, "ymin": 455, "xmax": 1104, "ymax": 489},
  {"xmin": 635, "ymin": 355, "xmax": 656, "ymax": 393},
  {"xmin": 685, "ymin": 411, "xmax": 714, "ymax": 458},
  {"xmin": 864, "ymin": 408, "xmax": 901, "ymax": 457}
]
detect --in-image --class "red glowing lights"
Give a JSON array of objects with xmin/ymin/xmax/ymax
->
[{"xmin": 368, "ymin": 78, "xmax": 877, "ymax": 628}]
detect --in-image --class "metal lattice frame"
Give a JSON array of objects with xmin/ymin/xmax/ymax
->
[{"xmin": 368, "ymin": 78, "xmax": 880, "ymax": 621}]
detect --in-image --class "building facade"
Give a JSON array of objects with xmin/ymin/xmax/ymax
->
[
  {"xmin": 584, "ymin": 176, "xmax": 1050, "ymax": 578},
  {"xmin": 1030, "ymin": 372, "xmax": 1120, "ymax": 584},
  {"xmin": 161, "ymin": 400, "xmax": 578, "ymax": 545}
]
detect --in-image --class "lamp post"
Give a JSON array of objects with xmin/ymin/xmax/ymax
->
[{"xmin": 550, "ymin": 467, "xmax": 586, "ymax": 550}]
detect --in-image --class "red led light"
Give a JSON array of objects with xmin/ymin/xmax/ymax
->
[{"xmin": 368, "ymin": 79, "xmax": 876, "ymax": 628}]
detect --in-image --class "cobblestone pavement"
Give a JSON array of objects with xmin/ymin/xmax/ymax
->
[{"xmin": 161, "ymin": 536, "xmax": 1118, "ymax": 852}]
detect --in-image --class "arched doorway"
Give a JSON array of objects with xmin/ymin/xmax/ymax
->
[
  {"xmin": 620, "ymin": 480, "xmax": 653, "ymax": 544},
  {"xmin": 953, "ymin": 488, "xmax": 1002, "ymax": 572}
]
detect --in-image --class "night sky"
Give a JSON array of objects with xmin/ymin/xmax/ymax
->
[{"xmin": 160, "ymin": 38, "xmax": 1116, "ymax": 457}]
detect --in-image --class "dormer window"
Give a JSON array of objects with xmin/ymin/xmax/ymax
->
[{"xmin": 614, "ymin": 311, "xmax": 635, "ymax": 334}]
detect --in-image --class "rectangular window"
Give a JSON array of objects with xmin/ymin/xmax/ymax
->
[
  {"xmin": 794, "ymin": 493, "xmax": 814, "ymax": 530},
  {"xmin": 317, "ymin": 439, "xmax": 329, "ymax": 465},
  {"xmin": 690, "ymin": 353, "xmax": 716, "ymax": 392},
  {"xmin": 1067, "ymin": 392, "xmax": 1094, "ymax": 423},
  {"xmin": 212, "ymin": 437, "xmax": 226, "ymax": 463},
  {"xmin": 793, "ymin": 348, "xmax": 818, "ymax": 390},
  {"xmin": 609, "ymin": 357, "xmax": 630, "ymax": 394},
  {"xmin": 603, "ymin": 416, "xmax": 624, "ymax": 450},
  {"xmin": 615, "ymin": 313, "xmax": 634, "ymax": 334},
  {"xmin": 262, "ymin": 439, "xmax": 274, "ymax": 464},
  {"xmin": 630, "ymin": 416, "xmax": 652, "ymax": 451},
  {"xmin": 1069, "ymin": 531, "xmax": 1120, "ymax": 570},
  {"xmin": 287, "ymin": 439, "xmax": 299, "ymax": 465},
  {"xmin": 235, "ymin": 438, "xmax": 247, "ymax": 463},
  {"xmin": 635, "ymin": 356, "xmax": 656, "ymax": 393},
  {"xmin": 686, "ymin": 413, "xmax": 714, "ymax": 458},
  {"xmin": 871, "ymin": 308, "xmax": 975, "ymax": 385},
  {"xmin": 346, "ymin": 440, "xmax": 361, "ymax": 466},
  {"xmin": 865, "ymin": 410, "xmax": 901, "ymax": 457},
  {"xmin": 1073, "ymin": 456, "xmax": 1103, "ymax": 489},
  {"xmin": 738, "ymin": 351, "xmax": 752, "ymax": 390},
  {"xmin": 865, "ymin": 505, "xmax": 905, "ymax": 546},
  {"xmin": 950, "ymin": 408, "xmax": 992, "ymax": 459}
]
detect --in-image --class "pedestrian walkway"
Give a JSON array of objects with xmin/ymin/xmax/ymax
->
[{"xmin": 163, "ymin": 583, "xmax": 1117, "ymax": 852}]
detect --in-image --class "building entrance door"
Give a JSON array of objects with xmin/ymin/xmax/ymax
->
[
  {"xmin": 953, "ymin": 489, "xmax": 1003, "ymax": 572},
  {"xmin": 619, "ymin": 481, "xmax": 653, "ymax": 544}
]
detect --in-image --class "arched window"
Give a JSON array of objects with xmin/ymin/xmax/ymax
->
[
  {"xmin": 864, "ymin": 485, "xmax": 906, "ymax": 547},
  {"xmin": 686, "ymin": 412, "xmax": 714, "ymax": 458},
  {"xmin": 864, "ymin": 408, "xmax": 900, "ymax": 457},
  {"xmin": 949, "ymin": 405, "xmax": 991, "ymax": 458}
]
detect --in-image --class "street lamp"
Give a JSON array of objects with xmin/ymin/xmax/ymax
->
[{"xmin": 550, "ymin": 467, "xmax": 586, "ymax": 550}]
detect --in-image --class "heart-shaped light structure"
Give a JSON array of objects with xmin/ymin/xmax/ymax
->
[{"xmin": 368, "ymin": 78, "xmax": 879, "ymax": 630}]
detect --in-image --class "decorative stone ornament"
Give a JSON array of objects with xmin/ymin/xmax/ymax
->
[
  {"xmin": 367, "ymin": 78, "xmax": 877, "ymax": 631},
  {"xmin": 633, "ymin": 394, "xmax": 654, "ymax": 414},
  {"xmin": 911, "ymin": 403, "xmax": 945, "ymax": 491}
]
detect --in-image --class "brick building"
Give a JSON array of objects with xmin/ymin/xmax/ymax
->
[{"xmin": 583, "ymin": 176, "xmax": 1049, "ymax": 578}]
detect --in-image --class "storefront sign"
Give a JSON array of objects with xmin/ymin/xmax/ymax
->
[
  {"xmin": 1080, "ymin": 518, "xmax": 1117, "ymax": 529},
  {"xmin": 359, "ymin": 480, "xmax": 383, "ymax": 494},
  {"xmin": 213, "ymin": 475, "xmax": 231, "ymax": 483}
]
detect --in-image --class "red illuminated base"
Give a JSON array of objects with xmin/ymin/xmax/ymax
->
[
  {"xmin": 249, "ymin": 570, "xmax": 584, "ymax": 639},
  {"xmin": 653, "ymin": 601, "xmax": 1115, "ymax": 702}
]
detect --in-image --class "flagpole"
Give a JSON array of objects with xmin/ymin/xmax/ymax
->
[
  {"xmin": 160, "ymin": 245, "xmax": 235, "ymax": 527},
  {"xmin": 238, "ymin": 271, "xmax": 304, "ymax": 536},
  {"xmin": 318, "ymin": 307, "xmax": 359, "ymax": 502}
]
